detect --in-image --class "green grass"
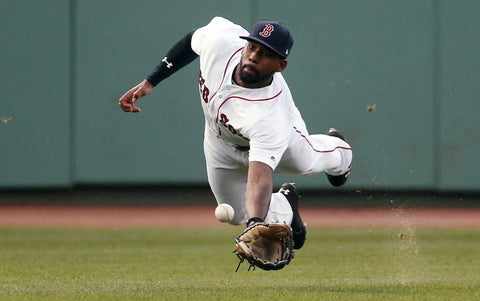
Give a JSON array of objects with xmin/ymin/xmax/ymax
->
[{"xmin": 0, "ymin": 226, "xmax": 479, "ymax": 300}]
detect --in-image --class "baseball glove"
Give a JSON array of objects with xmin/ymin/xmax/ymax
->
[{"xmin": 234, "ymin": 222, "xmax": 295, "ymax": 271}]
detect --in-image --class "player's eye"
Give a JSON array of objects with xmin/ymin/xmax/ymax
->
[{"xmin": 264, "ymin": 51, "xmax": 275, "ymax": 58}]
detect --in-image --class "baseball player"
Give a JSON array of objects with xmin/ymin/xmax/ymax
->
[{"xmin": 119, "ymin": 17, "xmax": 352, "ymax": 250}]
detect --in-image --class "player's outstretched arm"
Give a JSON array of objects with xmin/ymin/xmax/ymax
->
[
  {"xmin": 245, "ymin": 161, "xmax": 274, "ymax": 221},
  {"xmin": 146, "ymin": 31, "xmax": 198, "ymax": 86},
  {"xmin": 119, "ymin": 30, "xmax": 198, "ymax": 113},
  {"xmin": 118, "ymin": 79, "xmax": 153, "ymax": 113}
]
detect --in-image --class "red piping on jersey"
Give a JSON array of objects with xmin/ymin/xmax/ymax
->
[
  {"xmin": 208, "ymin": 47, "xmax": 244, "ymax": 103},
  {"xmin": 293, "ymin": 126, "xmax": 352, "ymax": 153},
  {"xmin": 215, "ymin": 90, "xmax": 283, "ymax": 123}
]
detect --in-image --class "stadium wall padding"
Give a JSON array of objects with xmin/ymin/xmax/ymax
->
[{"xmin": 1, "ymin": 0, "xmax": 479, "ymax": 191}]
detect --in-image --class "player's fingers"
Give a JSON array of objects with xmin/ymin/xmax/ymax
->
[
  {"xmin": 119, "ymin": 89, "xmax": 134, "ymax": 103},
  {"xmin": 119, "ymin": 98, "xmax": 141, "ymax": 112},
  {"xmin": 118, "ymin": 99, "xmax": 134, "ymax": 112},
  {"xmin": 119, "ymin": 97, "xmax": 134, "ymax": 113},
  {"xmin": 119, "ymin": 104, "xmax": 131, "ymax": 112},
  {"xmin": 119, "ymin": 81, "xmax": 150, "ymax": 112},
  {"xmin": 132, "ymin": 90, "xmax": 145, "ymax": 103}
]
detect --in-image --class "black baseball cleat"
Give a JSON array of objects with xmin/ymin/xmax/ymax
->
[
  {"xmin": 326, "ymin": 128, "xmax": 351, "ymax": 187},
  {"xmin": 279, "ymin": 183, "xmax": 306, "ymax": 249},
  {"xmin": 326, "ymin": 127, "xmax": 345, "ymax": 140}
]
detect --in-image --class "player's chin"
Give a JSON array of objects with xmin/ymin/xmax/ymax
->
[{"xmin": 238, "ymin": 70, "xmax": 259, "ymax": 85}]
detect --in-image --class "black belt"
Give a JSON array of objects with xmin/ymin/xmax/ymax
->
[{"xmin": 235, "ymin": 145, "xmax": 250, "ymax": 151}]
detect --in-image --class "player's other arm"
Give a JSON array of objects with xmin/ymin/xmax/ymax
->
[
  {"xmin": 119, "ymin": 31, "xmax": 198, "ymax": 112},
  {"xmin": 145, "ymin": 31, "xmax": 198, "ymax": 86},
  {"xmin": 245, "ymin": 161, "xmax": 273, "ymax": 222}
]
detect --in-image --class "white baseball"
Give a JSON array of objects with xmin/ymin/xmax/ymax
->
[{"xmin": 214, "ymin": 204, "xmax": 234, "ymax": 223}]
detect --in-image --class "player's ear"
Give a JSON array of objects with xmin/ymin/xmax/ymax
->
[{"xmin": 277, "ymin": 59, "xmax": 287, "ymax": 72}]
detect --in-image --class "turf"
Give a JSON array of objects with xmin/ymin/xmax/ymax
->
[{"xmin": 0, "ymin": 226, "xmax": 479, "ymax": 300}]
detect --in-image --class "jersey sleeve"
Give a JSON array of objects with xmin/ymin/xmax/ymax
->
[
  {"xmin": 246, "ymin": 107, "xmax": 291, "ymax": 171},
  {"xmin": 191, "ymin": 17, "xmax": 247, "ymax": 56}
]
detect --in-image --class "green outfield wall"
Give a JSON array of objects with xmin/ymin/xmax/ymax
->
[{"xmin": 1, "ymin": 0, "xmax": 479, "ymax": 191}]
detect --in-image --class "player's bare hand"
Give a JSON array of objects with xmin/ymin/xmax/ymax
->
[{"xmin": 118, "ymin": 79, "xmax": 153, "ymax": 112}]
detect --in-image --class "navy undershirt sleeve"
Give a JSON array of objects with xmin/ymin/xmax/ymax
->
[{"xmin": 146, "ymin": 31, "xmax": 198, "ymax": 86}]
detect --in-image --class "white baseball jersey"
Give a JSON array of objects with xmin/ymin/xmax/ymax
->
[
  {"xmin": 190, "ymin": 17, "xmax": 352, "ymax": 225},
  {"xmin": 192, "ymin": 17, "xmax": 303, "ymax": 171}
]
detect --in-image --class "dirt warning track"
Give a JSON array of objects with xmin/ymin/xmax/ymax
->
[{"xmin": 0, "ymin": 206, "xmax": 479, "ymax": 228}]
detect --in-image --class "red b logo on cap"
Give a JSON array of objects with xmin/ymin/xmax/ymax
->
[{"xmin": 259, "ymin": 24, "xmax": 274, "ymax": 37}]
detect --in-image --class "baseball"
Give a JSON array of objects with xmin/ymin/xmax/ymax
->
[{"xmin": 215, "ymin": 204, "xmax": 234, "ymax": 223}]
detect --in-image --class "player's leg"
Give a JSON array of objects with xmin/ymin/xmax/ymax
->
[
  {"xmin": 206, "ymin": 165, "xmax": 248, "ymax": 225},
  {"xmin": 204, "ymin": 129, "xmax": 294, "ymax": 226},
  {"xmin": 276, "ymin": 183, "xmax": 304, "ymax": 249},
  {"xmin": 206, "ymin": 164, "xmax": 294, "ymax": 226},
  {"xmin": 264, "ymin": 189, "xmax": 293, "ymax": 225},
  {"xmin": 203, "ymin": 130, "xmax": 249, "ymax": 224},
  {"xmin": 277, "ymin": 126, "xmax": 352, "ymax": 181},
  {"xmin": 324, "ymin": 128, "xmax": 352, "ymax": 186}
]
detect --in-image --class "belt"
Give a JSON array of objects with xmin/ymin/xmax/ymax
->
[{"xmin": 234, "ymin": 145, "xmax": 250, "ymax": 151}]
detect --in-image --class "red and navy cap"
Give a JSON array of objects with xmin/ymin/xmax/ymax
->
[{"xmin": 240, "ymin": 20, "xmax": 294, "ymax": 59}]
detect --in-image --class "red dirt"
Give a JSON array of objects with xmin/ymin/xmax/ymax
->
[{"xmin": 0, "ymin": 205, "xmax": 479, "ymax": 228}]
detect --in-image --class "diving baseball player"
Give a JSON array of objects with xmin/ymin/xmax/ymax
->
[{"xmin": 119, "ymin": 17, "xmax": 352, "ymax": 251}]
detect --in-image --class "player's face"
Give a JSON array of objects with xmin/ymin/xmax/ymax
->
[{"xmin": 236, "ymin": 42, "xmax": 287, "ymax": 88}]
